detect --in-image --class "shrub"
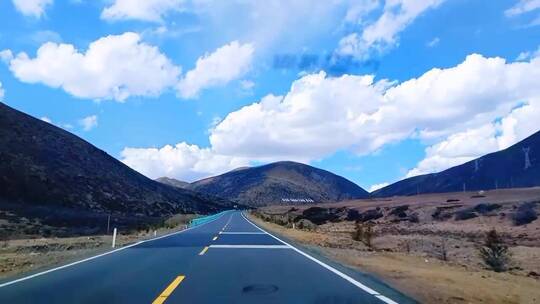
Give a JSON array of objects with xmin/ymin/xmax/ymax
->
[
  {"xmin": 389, "ymin": 205, "xmax": 409, "ymax": 218},
  {"xmin": 352, "ymin": 222, "xmax": 374, "ymax": 248},
  {"xmin": 474, "ymin": 203, "xmax": 502, "ymax": 214},
  {"xmin": 360, "ymin": 209, "xmax": 383, "ymax": 222},
  {"xmin": 352, "ymin": 222, "xmax": 363, "ymax": 242},
  {"xmin": 297, "ymin": 219, "xmax": 316, "ymax": 231},
  {"xmin": 478, "ymin": 229, "xmax": 510, "ymax": 272},
  {"xmin": 346, "ymin": 209, "xmax": 362, "ymax": 221},
  {"xmin": 454, "ymin": 209, "xmax": 478, "ymax": 221},
  {"xmin": 513, "ymin": 202, "xmax": 538, "ymax": 226},
  {"xmin": 439, "ymin": 238, "xmax": 448, "ymax": 261},
  {"xmin": 364, "ymin": 223, "xmax": 374, "ymax": 248},
  {"xmin": 408, "ymin": 213, "xmax": 420, "ymax": 223}
]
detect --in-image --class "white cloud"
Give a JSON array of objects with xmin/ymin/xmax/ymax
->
[
  {"xmin": 407, "ymin": 99, "xmax": 540, "ymax": 177},
  {"xmin": 4, "ymin": 32, "xmax": 180, "ymax": 101},
  {"xmin": 516, "ymin": 46, "xmax": 540, "ymax": 61},
  {"xmin": 505, "ymin": 0, "xmax": 540, "ymax": 17},
  {"xmin": 40, "ymin": 116, "xmax": 52, "ymax": 123},
  {"xmin": 79, "ymin": 115, "xmax": 98, "ymax": 131},
  {"xmin": 122, "ymin": 53, "xmax": 540, "ymax": 182},
  {"xmin": 0, "ymin": 50, "xmax": 13, "ymax": 63},
  {"xmin": 12, "ymin": 0, "xmax": 52, "ymax": 18},
  {"xmin": 30, "ymin": 30, "xmax": 62, "ymax": 45},
  {"xmin": 427, "ymin": 37, "xmax": 440, "ymax": 47},
  {"xmin": 101, "ymin": 0, "xmax": 184, "ymax": 22},
  {"xmin": 177, "ymin": 41, "xmax": 255, "ymax": 99},
  {"xmin": 121, "ymin": 142, "xmax": 250, "ymax": 181},
  {"xmin": 369, "ymin": 182, "xmax": 389, "ymax": 192},
  {"xmin": 0, "ymin": 82, "xmax": 4, "ymax": 100},
  {"xmin": 240, "ymin": 80, "xmax": 255, "ymax": 90},
  {"xmin": 210, "ymin": 54, "xmax": 540, "ymax": 160},
  {"xmin": 337, "ymin": 0, "xmax": 444, "ymax": 59}
]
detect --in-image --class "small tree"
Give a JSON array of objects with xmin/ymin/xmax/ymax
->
[
  {"xmin": 440, "ymin": 238, "xmax": 448, "ymax": 261},
  {"xmin": 479, "ymin": 229, "xmax": 511, "ymax": 272},
  {"xmin": 364, "ymin": 223, "xmax": 374, "ymax": 248},
  {"xmin": 352, "ymin": 222, "xmax": 364, "ymax": 242},
  {"xmin": 352, "ymin": 222, "xmax": 375, "ymax": 248}
]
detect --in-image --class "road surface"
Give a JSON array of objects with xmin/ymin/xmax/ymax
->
[{"xmin": 0, "ymin": 211, "xmax": 415, "ymax": 303}]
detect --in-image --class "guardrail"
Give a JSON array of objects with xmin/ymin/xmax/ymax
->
[{"xmin": 188, "ymin": 210, "xmax": 231, "ymax": 228}]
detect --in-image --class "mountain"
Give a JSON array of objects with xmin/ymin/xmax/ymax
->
[
  {"xmin": 189, "ymin": 161, "xmax": 369, "ymax": 207},
  {"xmin": 0, "ymin": 102, "xmax": 231, "ymax": 236},
  {"xmin": 373, "ymin": 130, "xmax": 540, "ymax": 197},
  {"xmin": 156, "ymin": 177, "xmax": 190, "ymax": 189}
]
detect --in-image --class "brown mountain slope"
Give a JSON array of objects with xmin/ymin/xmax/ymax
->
[
  {"xmin": 0, "ymin": 102, "xmax": 231, "ymax": 237},
  {"xmin": 189, "ymin": 161, "xmax": 369, "ymax": 207}
]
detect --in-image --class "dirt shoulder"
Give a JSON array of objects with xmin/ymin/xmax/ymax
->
[
  {"xmin": 0, "ymin": 223, "xmax": 190, "ymax": 281},
  {"xmin": 247, "ymin": 213, "xmax": 540, "ymax": 304}
]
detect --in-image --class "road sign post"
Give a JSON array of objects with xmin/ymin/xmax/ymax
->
[{"xmin": 112, "ymin": 228, "xmax": 117, "ymax": 248}]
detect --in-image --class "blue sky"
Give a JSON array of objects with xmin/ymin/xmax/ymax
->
[{"xmin": 1, "ymin": 0, "xmax": 539, "ymax": 191}]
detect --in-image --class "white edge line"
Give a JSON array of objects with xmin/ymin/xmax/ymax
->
[
  {"xmin": 209, "ymin": 244, "xmax": 288, "ymax": 248},
  {"xmin": 0, "ymin": 210, "xmax": 231, "ymax": 289},
  {"xmin": 241, "ymin": 212, "xmax": 399, "ymax": 304},
  {"xmin": 376, "ymin": 295, "xmax": 400, "ymax": 304},
  {"xmin": 219, "ymin": 232, "xmax": 266, "ymax": 234}
]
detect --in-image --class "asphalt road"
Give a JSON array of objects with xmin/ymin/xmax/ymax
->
[{"xmin": 0, "ymin": 211, "xmax": 415, "ymax": 304}]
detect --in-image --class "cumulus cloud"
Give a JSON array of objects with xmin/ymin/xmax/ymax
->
[
  {"xmin": 12, "ymin": 0, "xmax": 52, "ymax": 18},
  {"xmin": 101, "ymin": 0, "xmax": 184, "ymax": 22},
  {"xmin": 337, "ymin": 0, "xmax": 444, "ymax": 59},
  {"xmin": 123, "ymin": 54, "xmax": 540, "ymax": 181},
  {"xmin": 210, "ymin": 54, "xmax": 540, "ymax": 160},
  {"xmin": 121, "ymin": 142, "xmax": 250, "ymax": 181},
  {"xmin": 369, "ymin": 182, "xmax": 389, "ymax": 192},
  {"xmin": 406, "ymin": 99, "xmax": 540, "ymax": 177},
  {"xmin": 78, "ymin": 115, "xmax": 98, "ymax": 131},
  {"xmin": 177, "ymin": 41, "xmax": 255, "ymax": 99},
  {"xmin": 3, "ymin": 32, "xmax": 180, "ymax": 101},
  {"xmin": 0, "ymin": 82, "xmax": 4, "ymax": 100}
]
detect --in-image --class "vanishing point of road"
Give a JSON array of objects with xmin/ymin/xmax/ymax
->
[{"xmin": 0, "ymin": 211, "xmax": 416, "ymax": 303}]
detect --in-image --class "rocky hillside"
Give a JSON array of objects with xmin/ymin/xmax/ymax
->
[
  {"xmin": 0, "ymin": 102, "xmax": 231, "ymax": 236},
  {"xmin": 374, "ymin": 130, "xmax": 540, "ymax": 197},
  {"xmin": 189, "ymin": 161, "xmax": 369, "ymax": 207}
]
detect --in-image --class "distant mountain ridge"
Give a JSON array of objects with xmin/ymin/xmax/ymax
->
[
  {"xmin": 0, "ymin": 102, "xmax": 232, "ymax": 236},
  {"xmin": 187, "ymin": 161, "xmax": 370, "ymax": 207},
  {"xmin": 156, "ymin": 177, "xmax": 191, "ymax": 189},
  {"xmin": 374, "ymin": 130, "xmax": 540, "ymax": 197}
]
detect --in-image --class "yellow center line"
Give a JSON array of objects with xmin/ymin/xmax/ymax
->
[
  {"xmin": 199, "ymin": 246, "xmax": 209, "ymax": 255},
  {"xmin": 212, "ymin": 236, "xmax": 218, "ymax": 241},
  {"xmin": 152, "ymin": 275, "xmax": 185, "ymax": 304}
]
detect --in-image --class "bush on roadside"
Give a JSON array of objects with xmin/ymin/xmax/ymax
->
[
  {"xmin": 454, "ymin": 209, "xmax": 478, "ymax": 221},
  {"xmin": 478, "ymin": 229, "xmax": 511, "ymax": 272},
  {"xmin": 513, "ymin": 202, "xmax": 538, "ymax": 226},
  {"xmin": 352, "ymin": 221, "xmax": 374, "ymax": 248}
]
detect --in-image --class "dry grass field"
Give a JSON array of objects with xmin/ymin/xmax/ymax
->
[{"xmin": 250, "ymin": 187, "xmax": 540, "ymax": 303}]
